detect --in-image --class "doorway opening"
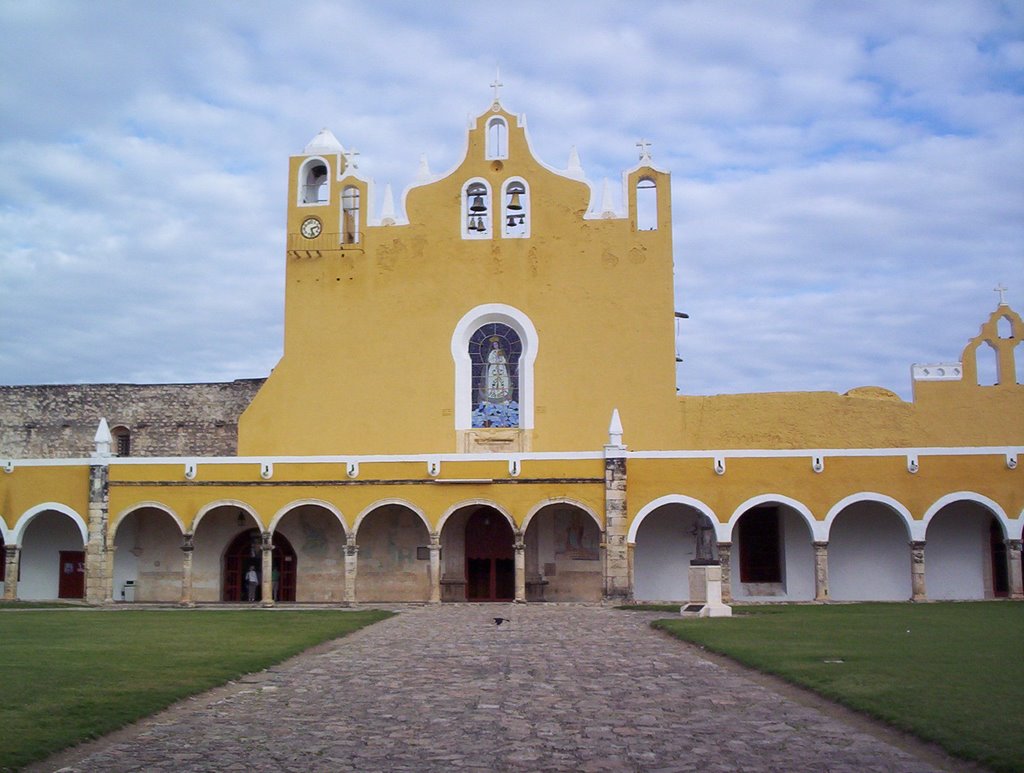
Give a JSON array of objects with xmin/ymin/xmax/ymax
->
[
  {"xmin": 465, "ymin": 508, "xmax": 514, "ymax": 601},
  {"xmin": 222, "ymin": 529, "xmax": 297, "ymax": 602}
]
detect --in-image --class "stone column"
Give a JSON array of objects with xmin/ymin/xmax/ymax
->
[
  {"xmin": 85, "ymin": 462, "xmax": 110, "ymax": 604},
  {"xmin": 514, "ymin": 533, "xmax": 526, "ymax": 603},
  {"xmin": 344, "ymin": 537, "xmax": 359, "ymax": 604},
  {"xmin": 716, "ymin": 543, "xmax": 732, "ymax": 603},
  {"xmin": 179, "ymin": 534, "xmax": 195, "ymax": 607},
  {"xmin": 104, "ymin": 547, "xmax": 116, "ymax": 603},
  {"xmin": 1007, "ymin": 539, "xmax": 1023, "ymax": 600},
  {"xmin": 603, "ymin": 452, "xmax": 630, "ymax": 600},
  {"xmin": 3, "ymin": 544, "xmax": 20, "ymax": 600},
  {"xmin": 261, "ymin": 531, "xmax": 274, "ymax": 607},
  {"xmin": 429, "ymin": 533, "xmax": 442, "ymax": 604},
  {"xmin": 910, "ymin": 540, "xmax": 927, "ymax": 602},
  {"xmin": 813, "ymin": 541, "xmax": 830, "ymax": 602}
]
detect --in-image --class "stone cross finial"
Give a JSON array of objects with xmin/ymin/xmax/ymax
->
[
  {"xmin": 490, "ymin": 67, "xmax": 503, "ymax": 102},
  {"xmin": 344, "ymin": 147, "xmax": 360, "ymax": 170},
  {"xmin": 636, "ymin": 138, "xmax": 652, "ymax": 162},
  {"xmin": 994, "ymin": 283, "xmax": 1008, "ymax": 306}
]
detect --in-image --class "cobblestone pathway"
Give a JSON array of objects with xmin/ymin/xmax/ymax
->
[{"xmin": 46, "ymin": 604, "xmax": 967, "ymax": 772}]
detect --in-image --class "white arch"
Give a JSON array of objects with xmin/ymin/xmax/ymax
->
[
  {"xmin": 451, "ymin": 303, "xmax": 539, "ymax": 431},
  {"xmin": 1, "ymin": 517, "xmax": 12, "ymax": 545},
  {"xmin": 823, "ymin": 493, "xmax": 914, "ymax": 542},
  {"xmin": 191, "ymin": 500, "xmax": 261, "ymax": 535},
  {"xmin": 110, "ymin": 501, "xmax": 186, "ymax": 541},
  {"xmin": 727, "ymin": 494, "xmax": 818, "ymax": 541},
  {"xmin": 13, "ymin": 502, "xmax": 88, "ymax": 545},
  {"xmin": 297, "ymin": 155, "xmax": 331, "ymax": 206},
  {"xmin": 522, "ymin": 497, "xmax": 602, "ymax": 534},
  {"xmin": 923, "ymin": 491, "xmax": 1010, "ymax": 541},
  {"xmin": 437, "ymin": 499, "xmax": 517, "ymax": 535},
  {"xmin": 353, "ymin": 499, "xmax": 431, "ymax": 537},
  {"xmin": 628, "ymin": 495, "xmax": 723, "ymax": 543},
  {"xmin": 269, "ymin": 499, "xmax": 349, "ymax": 536}
]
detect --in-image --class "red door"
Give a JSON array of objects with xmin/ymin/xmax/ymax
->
[
  {"xmin": 465, "ymin": 508, "xmax": 514, "ymax": 601},
  {"xmin": 222, "ymin": 529, "xmax": 298, "ymax": 602},
  {"xmin": 58, "ymin": 551, "xmax": 85, "ymax": 599}
]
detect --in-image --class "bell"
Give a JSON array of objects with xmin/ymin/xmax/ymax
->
[
  {"xmin": 507, "ymin": 191, "xmax": 523, "ymax": 211},
  {"xmin": 470, "ymin": 195, "xmax": 486, "ymax": 213},
  {"xmin": 467, "ymin": 215, "xmax": 477, "ymax": 231},
  {"xmin": 506, "ymin": 214, "xmax": 518, "ymax": 228},
  {"xmin": 475, "ymin": 216, "xmax": 485, "ymax": 231}
]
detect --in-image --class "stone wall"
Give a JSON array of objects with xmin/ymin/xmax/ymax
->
[{"xmin": 0, "ymin": 379, "xmax": 264, "ymax": 458}]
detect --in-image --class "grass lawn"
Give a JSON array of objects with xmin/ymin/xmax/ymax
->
[
  {"xmin": 652, "ymin": 603, "xmax": 1023, "ymax": 773},
  {"xmin": 0, "ymin": 608, "xmax": 393, "ymax": 770}
]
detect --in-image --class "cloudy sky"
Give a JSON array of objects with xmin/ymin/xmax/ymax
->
[{"xmin": 1, "ymin": 1, "xmax": 1021, "ymax": 399}]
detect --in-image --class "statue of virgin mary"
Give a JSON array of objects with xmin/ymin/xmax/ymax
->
[{"xmin": 483, "ymin": 339, "xmax": 511, "ymax": 403}]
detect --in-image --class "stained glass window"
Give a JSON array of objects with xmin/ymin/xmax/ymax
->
[{"xmin": 470, "ymin": 323, "xmax": 521, "ymax": 428}]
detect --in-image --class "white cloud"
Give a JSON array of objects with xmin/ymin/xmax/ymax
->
[{"xmin": 0, "ymin": 0, "xmax": 1021, "ymax": 405}]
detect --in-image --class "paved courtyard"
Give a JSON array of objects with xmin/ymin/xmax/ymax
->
[{"xmin": 44, "ymin": 604, "xmax": 971, "ymax": 772}]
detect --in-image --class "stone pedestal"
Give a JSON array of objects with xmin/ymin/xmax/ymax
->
[{"xmin": 681, "ymin": 563, "xmax": 731, "ymax": 618}]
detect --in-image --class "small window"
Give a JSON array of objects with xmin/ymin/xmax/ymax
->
[
  {"xmin": 342, "ymin": 186, "xmax": 360, "ymax": 244},
  {"xmin": 486, "ymin": 117, "xmax": 508, "ymax": 160},
  {"xmin": 111, "ymin": 426, "xmax": 131, "ymax": 457},
  {"xmin": 300, "ymin": 159, "xmax": 329, "ymax": 205},
  {"xmin": 635, "ymin": 177, "xmax": 657, "ymax": 231},
  {"xmin": 462, "ymin": 180, "xmax": 492, "ymax": 239},
  {"xmin": 501, "ymin": 179, "xmax": 529, "ymax": 238}
]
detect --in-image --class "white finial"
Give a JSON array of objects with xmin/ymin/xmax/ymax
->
[
  {"xmin": 600, "ymin": 178, "xmax": 616, "ymax": 218},
  {"xmin": 994, "ymin": 283, "xmax": 1009, "ymax": 306},
  {"xmin": 303, "ymin": 127, "xmax": 343, "ymax": 154},
  {"xmin": 344, "ymin": 147, "xmax": 360, "ymax": 170},
  {"xmin": 93, "ymin": 418, "xmax": 112, "ymax": 458},
  {"xmin": 608, "ymin": 409, "xmax": 624, "ymax": 447},
  {"xmin": 491, "ymin": 66, "xmax": 503, "ymax": 103},
  {"xmin": 567, "ymin": 145, "xmax": 583, "ymax": 175},
  {"xmin": 380, "ymin": 183, "xmax": 396, "ymax": 225},
  {"xmin": 416, "ymin": 153, "xmax": 432, "ymax": 182},
  {"xmin": 636, "ymin": 138, "xmax": 652, "ymax": 162}
]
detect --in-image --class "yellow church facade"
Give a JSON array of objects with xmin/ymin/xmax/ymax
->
[{"xmin": 1, "ymin": 96, "xmax": 1022, "ymax": 606}]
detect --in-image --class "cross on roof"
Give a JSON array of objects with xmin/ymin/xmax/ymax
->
[
  {"xmin": 994, "ymin": 283, "xmax": 1009, "ymax": 306},
  {"xmin": 490, "ymin": 67, "xmax": 503, "ymax": 102},
  {"xmin": 344, "ymin": 147, "xmax": 360, "ymax": 170},
  {"xmin": 636, "ymin": 138, "xmax": 652, "ymax": 161}
]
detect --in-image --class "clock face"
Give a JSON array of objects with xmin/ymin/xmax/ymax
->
[{"xmin": 300, "ymin": 217, "xmax": 322, "ymax": 239}]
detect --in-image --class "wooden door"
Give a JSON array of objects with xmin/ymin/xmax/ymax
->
[
  {"xmin": 465, "ymin": 508, "xmax": 514, "ymax": 601},
  {"xmin": 58, "ymin": 551, "xmax": 85, "ymax": 599}
]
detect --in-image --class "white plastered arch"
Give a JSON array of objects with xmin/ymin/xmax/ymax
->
[
  {"xmin": 110, "ymin": 501, "xmax": 186, "ymax": 542},
  {"xmin": 727, "ymin": 494, "xmax": 819, "ymax": 541},
  {"xmin": 353, "ymin": 498, "xmax": 431, "ymax": 538},
  {"xmin": 437, "ymin": 499, "xmax": 517, "ymax": 536},
  {"xmin": 823, "ymin": 493, "xmax": 914, "ymax": 542},
  {"xmin": 13, "ymin": 502, "xmax": 88, "ymax": 546},
  {"xmin": 191, "ymin": 499, "xmax": 261, "ymax": 535},
  {"xmin": 922, "ymin": 491, "xmax": 1010, "ymax": 542},
  {"xmin": 269, "ymin": 498, "xmax": 349, "ymax": 537},
  {"xmin": 451, "ymin": 303, "xmax": 539, "ymax": 430},
  {"xmin": 297, "ymin": 155, "xmax": 331, "ymax": 207},
  {"xmin": 628, "ymin": 495, "xmax": 723, "ymax": 544},
  {"xmin": 521, "ymin": 497, "xmax": 603, "ymax": 534}
]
